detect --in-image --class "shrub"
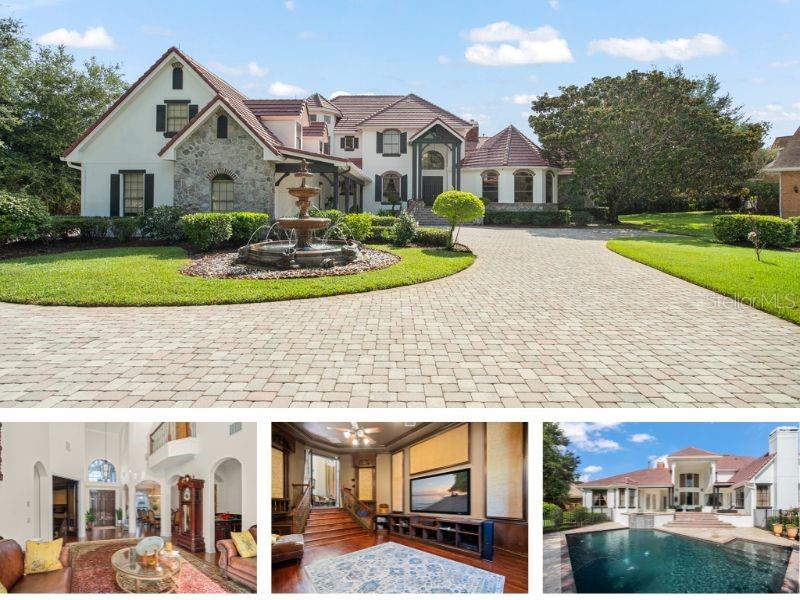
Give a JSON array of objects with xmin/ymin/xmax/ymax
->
[
  {"xmin": 371, "ymin": 215, "xmax": 398, "ymax": 227},
  {"xmin": 317, "ymin": 208, "xmax": 345, "ymax": 225},
  {"xmin": 484, "ymin": 209, "xmax": 571, "ymax": 226},
  {"xmin": 412, "ymin": 227, "xmax": 450, "ymax": 247},
  {"xmin": 110, "ymin": 216, "xmax": 140, "ymax": 242},
  {"xmin": 140, "ymin": 206, "xmax": 187, "ymax": 241},
  {"xmin": 586, "ymin": 206, "xmax": 609, "ymax": 222},
  {"xmin": 713, "ymin": 214, "xmax": 797, "ymax": 248},
  {"xmin": 180, "ymin": 213, "xmax": 233, "ymax": 250},
  {"xmin": 571, "ymin": 211, "xmax": 593, "ymax": 226},
  {"xmin": 227, "ymin": 211, "xmax": 270, "ymax": 245},
  {"xmin": 390, "ymin": 212, "xmax": 418, "ymax": 247},
  {"xmin": 0, "ymin": 192, "xmax": 52, "ymax": 245},
  {"xmin": 432, "ymin": 191, "xmax": 485, "ymax": 247},
  {"xmin": 50, "ymin": 216, "xmax": 109, "ymax": 240},
  {"xmin": 790, "ymin": 217, "xmax": 800, "ymax": 243},
  {"xmin": 367, "ymin": 225, "xmax": 392, "ymax": 243},
  {"xmin": 342, "ymin": 213, "xmax": 373, "ymax": 242}
]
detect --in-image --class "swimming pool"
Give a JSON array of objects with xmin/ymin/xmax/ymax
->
[{"xmin": 566, "ymin": 529, "xmax": 792, "ymax": 593}]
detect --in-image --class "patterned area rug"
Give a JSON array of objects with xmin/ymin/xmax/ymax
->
[
  {"xmin": 66, "ymin": 538, "xmax": 249, "ymax": 593},
  {"xmin": 304, "ymin": 542, "xmax": 505, "ymax": 593}
]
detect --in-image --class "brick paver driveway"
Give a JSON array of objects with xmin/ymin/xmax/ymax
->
[{"xmin": 1, "ymin": 227, "xmax": 799, "ymax": 407}]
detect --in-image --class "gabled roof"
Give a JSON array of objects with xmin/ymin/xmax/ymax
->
[
  {"xmin": 716, "ymin": 454, "xmax": 758, "ymax": 471},
  {"xmin": 668, "ymin": 446, "xmax": 720, "ymax": 458},
  {"xmin": 330, "ymin": 95, "xmax": 404, "ymax": 131},
  {"xmin": 772, "ymin": 126, "xmax": 800, "ymax": 150},
  {"xmin": 244, "ymin": 99, "xmax": 306, "ymax": 118},
  {"xmin": 581, "ymin": 466, "xmax": 672, "ymax": 488},
  {"xmin": 461, "ymin": 124, "xmax": 554, "ymax": 168},
  {"xmin": 306, "ymin": 93, "xmax": 342, "ymax": 117},
  {"xmin": 356, "ymin": 93, "xmax": 471, "ymax": 129},
  {"xmin": 408, "ymin": 117, "xmax": 465, "ymax": 142},
  {"xmin": 765, "ymin": 126, "xmax": 800, "ymax": 171},
  {"xmin": 729, "ymin": 454, "xmax": 774, "ymax": 486},
  {"xmin": 302, "ymin": 121, "xmax": 327, "ymax": 138}
]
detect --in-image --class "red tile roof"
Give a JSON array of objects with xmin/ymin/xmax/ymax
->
[
  {"xmin": 461, "ymin": 125, "xmax": 554, "ymax": 168},
  {"xmin": 348, "ymin": 158, "xmax": 363, "ymax": 168},
  {"xmin": 728, "ymin": 454, "xmax": 773, "ymax": 485},
  {"xmin": 716, "ymin": 454, "xmax": 758, "ymax": 471},
  {"xmin": 668, "ymin": 446, "xmax": 721, "ymax": 458},
  {"xmin": 582, "ymin": 466, "xmax": 672, "ymax": 487},
  {"xmin": 356, "ymin": 93, "xmax": 471, "ymax": 129},
  {"xmin": 306, "ymin": 93, "xmax": 342, "ymax": 117},
  {"xmin": 302, "ymin": 121, "xmax": 327, "ymax": 138},
  {"xmin": 244, "ymin": 99, "xmax": 306, "ymax": 117},
  {"xmin": 330, "ymin": 95, "xmax": 404, "ymax": 131}
]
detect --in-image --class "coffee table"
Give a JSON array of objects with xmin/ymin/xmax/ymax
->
[{"xmin": 111, "ymin": 547, "xmax": 182, "ymax": 593}]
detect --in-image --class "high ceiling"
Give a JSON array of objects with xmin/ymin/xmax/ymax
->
[{"xmin": 288, "ymin": 422, "xmax": 448, "ymax": 451}]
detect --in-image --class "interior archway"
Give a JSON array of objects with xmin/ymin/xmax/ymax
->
[
  {"xmin": 33, "ymin": 461, "xmax": 48, "ymax": 539},
  {"xmin": 135, "ymin": 480, "xmax": 162, "ymax": 536},
  {"xmin": 208, "ymin": 457, "xmax": 243, "ymax": 551}
]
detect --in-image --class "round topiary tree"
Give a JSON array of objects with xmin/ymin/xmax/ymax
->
[{"xmin": 431, "ymin": 191, "xmax": 484, "ymax": 248}]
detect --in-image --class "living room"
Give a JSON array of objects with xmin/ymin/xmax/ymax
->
[
  {"xmin": 271, "ymin": 421, "xmax": 528, "ymax": 594},
  {"xmin": 0, "ymin": 421, "xmax": 257, "ymax": 593}
]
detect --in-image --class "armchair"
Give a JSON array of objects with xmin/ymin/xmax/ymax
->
[{"xmin": 217, "ymin": 525, "xmax": 257, "ymax": 591}]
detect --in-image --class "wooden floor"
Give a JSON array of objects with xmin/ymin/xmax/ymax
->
[{"xmin": 271, "ymin": 532, "xmax": 528, "ymax": 594}]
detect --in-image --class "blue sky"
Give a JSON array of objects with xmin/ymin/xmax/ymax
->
[
  {"xmin": 2, "ymin": 0, "xmax": 798, "ymax": 141},
  {"xmin": 558, "ymin": 422, "xmax": 798, "ymax": 483}
]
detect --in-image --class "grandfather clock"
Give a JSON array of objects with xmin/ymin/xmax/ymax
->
[{"xmin": 176, "ymin": 475, "xmax": 205, "ymax": 552}]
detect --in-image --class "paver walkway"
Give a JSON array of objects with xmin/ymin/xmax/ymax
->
[{"xmin": 1, "ymin": 227, "xmax": 799, "ymax": 407}]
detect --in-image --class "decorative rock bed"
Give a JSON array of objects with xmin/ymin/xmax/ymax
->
[{"xmin": 181, "ymin": 247, "xmax": 400, "ymax": 280}]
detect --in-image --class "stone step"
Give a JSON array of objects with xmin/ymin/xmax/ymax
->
[{"xmin": 664, "ymin": 521, "xmax": 735, "ymax": 528}]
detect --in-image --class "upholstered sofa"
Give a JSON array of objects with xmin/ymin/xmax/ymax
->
[
  {"xmin": 271, "ymin": 533, "xmax": 304, "ymax": 564},
  {"xmin": 217, "ymin": 525, "xmax": 257, "ymax": 591},
  {"xmin": 0, "ymin": 539, "xmax": 72, "ymax": 593}
]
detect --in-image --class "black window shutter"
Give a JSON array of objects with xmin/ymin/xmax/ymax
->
[
  {"xmin": 354, "ymin": 137, "xmax": 359, "ymax": 149},
  {"xmin": 374, "ymin": 174, "xmax": 382, "ymax": 203},
  {"xmin": 144, "ymin": 173, "xmax": 154, "ymax": 211},
  {"xmin": 401, "ymin": 174, "xmax": 408, "ymax": 201},
  {"xmin": 400, "ymin": 132, "xmax": 407, "ymax": 154},
  {"xmin": 189, "ymin": 104, "xmax": 199, "ymax": 120},
  {"xmin": 376, "ymin": 132, "xmax": 383, "ymax": 154},
  {"xmin": 217, "ymin": 115, "xmax": 228, "ymax": 138},
  {"xmin": 110, "ymin": 174, "xmax": 120, "ymax": 216},
  {"xmin": 172, "ymin": 67, "xmax": 183, "ymax": 90},
  {"xmin": 156, "ymin": 105, "xmax": 166, "ymax": 131},
  {"xmin": 340, "ymin": 136, "xmax": 346, "ymax": 149}
]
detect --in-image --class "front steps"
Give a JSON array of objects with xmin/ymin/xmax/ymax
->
[
  {"xmin": 409, "ymin": 204, "xmax": 449, "ymax": 227},
  {"xmin": 663, "ymin": 512, "xmax": 735, "ymax": 529},
  {"xmin": 303, "ymin": 507, "xmax": 370, "ymax": 548}
]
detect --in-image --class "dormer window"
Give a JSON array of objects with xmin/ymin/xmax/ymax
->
[
  {"xmin": 172, "ymin": 64, "xmax": 183, "ymax": 90},
  {"xmin": 342, "ymin": 135, "xmax": 358, "ymax": 151}
]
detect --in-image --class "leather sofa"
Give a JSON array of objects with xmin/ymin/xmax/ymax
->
[
  {"xmin": 271, "ymin": 533, "xmax": 304, "ymax": 564},
  {"xmin": 217, "ymin": 525, "xmax": 257, "ymax": 591},
  {"xmin": 0, "ymin": 539, "xmax": 72, "ymax": 593}
]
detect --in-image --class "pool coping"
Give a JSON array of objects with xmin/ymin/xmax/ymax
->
[{"xmin": 558, "ymin": 525, "xmax": 799, "ymax": 594}]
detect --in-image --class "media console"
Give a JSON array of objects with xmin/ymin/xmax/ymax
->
[{"xmin": 387, "ymin": 514, "xmax": 494, "ymax": 560}]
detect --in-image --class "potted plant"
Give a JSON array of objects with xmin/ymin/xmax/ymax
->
[
  {"xmin": 85, "ymin": 508, "xmax": 96, "ymax": 531},
  {"xmin": 115, "ymin": 507, "xmax": 124, "ymax": 531},
  {"xmin": 768, "ymin": 516, "xmax": 784, "ymax": 537},
  {"xmin": 786, "ymin": 511, "xmax": 799, "ymax": 540}
]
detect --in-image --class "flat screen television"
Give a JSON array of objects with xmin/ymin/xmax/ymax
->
[{"xmin": 410, "ymin": 468, "xmax": 470, "ymax": 515}]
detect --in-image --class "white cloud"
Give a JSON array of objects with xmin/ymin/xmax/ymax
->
[
  {"xmin": 505, "ymin": 93, "xmax": 538, "ymax": 105},
  {"xmin": 0, "ymin": 0, "xmax": 63, "ymax": 12},
  {"xmin": 769, "ymin": 59, "xmax": 799, "ymax": 68},
  {"xmin": 548, "ymin": 0, "xmax": 560, "ymax": 8},
  {"xmin": 329, "ymin": 90, "xmax": 375, "ymax": 98},
  {"xmin": 297, "ymin": 30, "xmax": 315, "ymax": 40},
  {"xmin": 751, "ymin": 103, "xmax": 800, "ymax": 122},
  {"xmin": 37, "ymin": 26, "xmax": 114, "ymax": 49},
  {"xmin": 629, "ymin": 433, "xmax": 656, "ymax": 443},
  {"xmin": 588, "ymin": 33, "xmax": 727, "ymax": 62},
  {"xmin": 464, "ymin": 22, "xmax": 574, "ymax": 66},
  {"xmin": 437, "ymin": 55, "xmax": 451, "ymax": 65},
  {"xmin": 141, "ymin": 26, "xmax": 174, "ymax": 37},
  {"xmin": 560, "ymin": 422, "xmax": 622, "ymax": 453},
  {"xmin": 578, "ymin": 465, "xmax": 602, "ymax": 483},
  {"xmin": 209, "ymin": 61, "xmax": 268, "ymax": 78},
  {"xmin": 766, "ymin": 103, "xmax": 784, "ymax": 111},
  {"xmin": 284, "ymin": 0, "xmax": 295, "ymax": 9},
  {"xmin": 269, "ymin": 81, "xmax": 308, "ymax": 97},
  {"xmin": 649, "ymin": 454, "xmax": 669, "ymax": 467},
  {"xmin": 793, "ymin": 102, "xmax": 800, "ymax": 109}
]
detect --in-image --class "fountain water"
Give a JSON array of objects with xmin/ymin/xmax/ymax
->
[{"xmin": 238, "ymin": 159, "xmax": 361, "ymax": 269}]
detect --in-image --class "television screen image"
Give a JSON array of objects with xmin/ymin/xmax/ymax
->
[{"xmin": 410, "ymin": 468, "xmax": 470, "ymax": 514}]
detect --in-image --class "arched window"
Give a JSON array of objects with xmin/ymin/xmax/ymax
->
[
  {"xmin": 382, "ymin": 129, "xmax": 401, "ymax": 155},
  {"xmin": 545, "ymin": 171, "xmax": 555, "ymax": 204},
  {"xmin": 481, "ymin": 170, "xmax": 499, "ymax": 203},
  {"xmin": 422, "ymin": 150, "xmax": 444, "ymax": 170},
  {"xmin": 172, "ymin": 66, "xmax": 183, "ymax": 90},
  {"xmin": 382, "ymin": 172, "xmax": 401, "ymax": 204},
  {"xmin": 211, "ymin": 174, "xmax": 234, "ymax": 212},
  {"xmin": 514, "ymin": 170, "xmax": 534, "ymax": 203},
  {"xmin": 88, "ymin": 459, "xmax": 116, "ymax": 483},
  {"xmin": 216, "ymin": 115, "xmax": 228, "ymax": 139}
]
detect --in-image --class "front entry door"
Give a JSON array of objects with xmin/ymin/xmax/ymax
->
[
  {"xmin": 422, "ymin": 176, "xmax": 443, "ymax": 205},
  {"xmin": 90, "ymin": 490, "xmax": 116, "ymax": 526}
]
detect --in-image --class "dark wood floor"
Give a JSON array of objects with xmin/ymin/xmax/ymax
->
[{"xmin": 271, "ymin": 532, "xmax": 528, "ymax": 594}]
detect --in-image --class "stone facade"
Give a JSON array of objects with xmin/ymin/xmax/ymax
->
[
  {"xmin": 173, "ymin": 112, "xmax": 275, "ymax": 215},
  {"xmin": 780, "ymin": 172, "xmax": 800, "ymax": 217}
]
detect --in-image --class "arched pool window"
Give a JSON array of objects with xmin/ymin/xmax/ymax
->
[
  {"xmin": 422, "ymin": 150, "xmax": 444, "ymax": 170},
  {"xmin": 88, "ymin": 459, "xmax": 116, "ymax": 483},
  {"xmin": 513, "ymin": 170, "xmax": 534, "ymax": 203},
  {"xmin": 481, "ymin": 170, "xmax": 499, "ymax": 203}
]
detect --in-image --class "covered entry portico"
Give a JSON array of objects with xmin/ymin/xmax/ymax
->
[{"xmin": 410, "ymin": 120, "xmax": 463, "ymax": 204}]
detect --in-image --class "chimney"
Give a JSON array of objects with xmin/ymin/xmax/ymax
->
[
  {"xmin": 466, "ymin": 120, "xmax": 479, "ymax": 142},
  {"xmin": 656, "ymin": 461, "xmax": 665, "ymax": 469},
  {"xmin": 769, "ymin": 426, "xmax": 799, "ymax": 510}
]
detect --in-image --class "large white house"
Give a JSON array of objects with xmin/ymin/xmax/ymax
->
[
  {"xmin": 579, "ymin": 426, "xmax": 800, "ymax": 529},
  {"xmin": 61, "ymin": 47, "xmax": 563, "ymax": 219}
]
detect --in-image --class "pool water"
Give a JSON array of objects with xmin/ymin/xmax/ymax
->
[{"xmin": 566, "ymin": 529, "xmax": 792, "ymax": 593}]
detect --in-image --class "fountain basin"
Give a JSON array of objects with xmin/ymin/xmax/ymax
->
[
  {"xmin": 276, "ymin": 217, "xmax": 330, "ymax": 231},
  {"xmin": 238, "ymin": 238, "xmax": 361, "ymax": 269}
]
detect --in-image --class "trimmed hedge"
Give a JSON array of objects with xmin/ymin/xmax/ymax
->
[
  {"xmin": 140, "ymin": 206, "xmax": 186, "ymax": 241},
  {"xmin": 228, "ymin": 211, "xmax": 271, "ymax": 245},
  {"xmin": 110, "ymin": 217, "xmax": 140, "ymax": 242},
  {"xmin": 367, "ymin": 225, "xmax": 391, "ymax": 243},
  {"xmin": 586, "ymin": 206, "xmax": 609, "ymax": 222},
  {"xmin": 484, "ymin": 209, "xmax": 571, "ymax": 226},
  {"xmin": 50, "ymin": 216, "xmax": 110, "ymax": 240},
  {"xmin": 412, "ymin": 227, "xmax": 450, "ymax": 247},
  {"xmin": 342, "ymin": 213, "xmax": 372, "ymax": 242},
  {"xmin": 790, "ymin": 217, "xmax": 800, "ymax": 243},
  {"xmin": 712, "ymin": 214, "xmax": 797, "ymax": 248},
  {"xmin": 571, "ymin": 211, "xmax": 593, "ymax": 226},
  {"xmin": 371, "ymin": 215, "xmax": 397, "ymax": 226},
  {"xmin": 0, "ymin": 192, "xmax": 52, "ymax": 245},
  {"xmin": 180, "ymin": 213, "xmax": 233, "ymax": 250}
]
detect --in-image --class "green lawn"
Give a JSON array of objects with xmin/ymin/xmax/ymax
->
[
  {"xmin": 607, "ymin": 236, "xmax": 800, "ymax": 325},
  {"xmin": 618, "ymin": 211, "xmax": 716, "ymax": 240},
  {"xmin": 0, "ymin": 245, "xmax": 474, "ymax": 307}
]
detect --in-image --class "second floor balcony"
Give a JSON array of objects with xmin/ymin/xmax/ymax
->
[{"xmin": 147, "ymin": 422, "xmax": 199, "ymax": 470}]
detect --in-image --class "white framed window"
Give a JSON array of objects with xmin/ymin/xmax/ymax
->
[
  {"xmin": 481, "ymin": 170, "xmax": 499, "ymax": 202},
  {"xmin": 123, "ymin": 172, "xmax": 145, "ymax": 216},
  {"xmin": 514, "ymin": 170, "xmax": 534, "ymax": 203},
  {"xmin": 546, "ymin": 171, "xmax": 555, "ymax": 203},
  {"xmin": 382, "ymin": 129, "xmax": 400, "ymax": 155},
  {"xmin": 212, "ymin": 175, "xmax": 234, "ymax": 212},
  {"xmin": 591, "ymin": 490, "xmax": 607, "ymax": 507},
  {"xmin": 382, "ymin": 172, "xmax": 401, "ymax": 203},
  {"xmin": 166, "ymin": 101, "xmax": 189, "ymax": 133},
  {"xmin": 756, "ymin": 484, "xmax": 771, "ymax": 508},
  {"xmin": 88, "ymin": 459, "xmax": 116, "ymax": 483},
  {"xmin": 343, "ymin": 136, "xmax": 357, "ymax": 151}
]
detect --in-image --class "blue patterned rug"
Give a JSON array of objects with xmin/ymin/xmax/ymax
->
[{"xmin": 304, "ymin": 541, "xmax": 505, "ymax": 593}]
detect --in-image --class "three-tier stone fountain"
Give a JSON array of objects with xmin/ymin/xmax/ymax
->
[{"xmin": 238, "ymin": 159, "xmax": 361, "ymax": 269}]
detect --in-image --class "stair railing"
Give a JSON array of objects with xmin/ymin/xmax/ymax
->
[
  {"xmin": 341, "ymin": 486, "xmax": 374, "ymax": 531},
  {"xmin": 291, "ymin": 479, "xmax": 314, "ymax": 534}
]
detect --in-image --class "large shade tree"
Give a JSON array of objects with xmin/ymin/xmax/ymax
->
[
  {"xmin": 543, "ymin": 422, "xmax": 580, "ymax": 506},
  {"xmin": 529, "ymin": 68, "xmax": 767, "ymax": 221},
  {"xmin": 0, "ymin": 18, "xmax": 127, "ymax": 214}
]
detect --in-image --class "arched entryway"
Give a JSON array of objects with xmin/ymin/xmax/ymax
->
[
  {"xmin": 135, "ymin": 480, "xmax": 162, "ymax": 535},
  {"xmin": 208, "ymin": 457, "xmax": 243, "ymax": 552}
]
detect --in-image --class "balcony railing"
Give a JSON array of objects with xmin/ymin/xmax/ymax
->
[{"xmin": 149, "ymin": 422, "xmax": 195, "ymax": 455}]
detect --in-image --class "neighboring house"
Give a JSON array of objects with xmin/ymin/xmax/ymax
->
[
  {"xmin": 566, "ymin": 482, "xmax": 583, "ymax": 509},
  {"xmin": 763, "ymin": 126, "xmax": 800, "ymax": 217},
  {"xmin": 61, "ymin": 47, "xmax": 563, "ymax": 220},
  {"xmin": 579, "ymin": 426, "xmax": 799, "ymax": 528}
]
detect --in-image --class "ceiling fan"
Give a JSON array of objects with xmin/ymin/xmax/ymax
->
[{"xmin": 327, "ymin": 422, "xmax": 383, "ymax": 446}]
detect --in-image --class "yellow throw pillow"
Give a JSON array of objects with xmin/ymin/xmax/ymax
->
[
  {"xmin": 231, "ymin": 531, "xmax": 257, "ymax": 558},
  {"xmin": 0, "ymin": 580, "xmax": 7, "ymax": 593},
  {"xmin": 24, "ymin": 538, "xmax": 64, "ymax": 575},
  {"xmin": 271, "ymin": 534, "xmax": 280, "ymax": 544}
]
